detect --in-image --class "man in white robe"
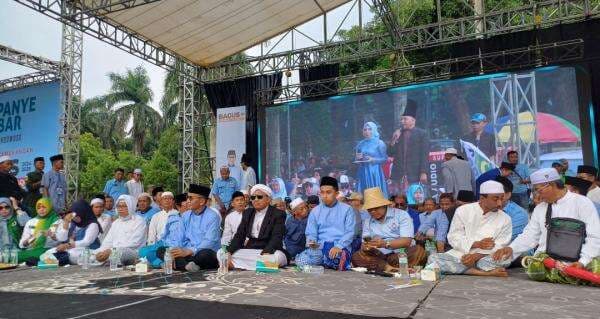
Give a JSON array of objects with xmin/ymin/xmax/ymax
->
[
  {"xmin": 493, "ymin": 168, "xmax": 600, "ymax": 269},
  {"xmin": 428, "ymin": 180, "xmax": 512, "ymax": 277},
  {"xmin": 221, "ymin": 191, "xmax": 246, "ymax": 246},
  {"xmin": 147, "ymin": 192, "xmax": 178, "ymax": 245}
]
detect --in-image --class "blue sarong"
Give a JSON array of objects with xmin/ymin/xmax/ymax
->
[{"xmin": 138, "ymin": 241, "xmax": 164, "ymax": 269}]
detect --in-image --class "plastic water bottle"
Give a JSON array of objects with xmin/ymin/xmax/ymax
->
[
  {"xmin": 302, "ymin": 264, "xmax": 324, "ymax": 275},
  {"xmin": 397, "ymin": 248, "xmax": 410, "ymax": 284},
  {"xmin": 425, "ymin": 240, "xmax": 437, "ymax": 256},
  {"xmin": 217, "ymin": 246, "xmax": 229, "ymax": 274},
  {"xmin": 81, "ymin": 248, "xmax": 90, "ymax": 270},
  {"xmin": 109, "ymin": 248, "xmax": 119, "ymax": 271},
  {"xmin": 163, "ymin": 247, "xmax": 173, "ymax": 275}
]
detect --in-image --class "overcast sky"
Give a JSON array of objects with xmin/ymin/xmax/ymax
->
[{"xmin": 0, "ymin": 1, "xmax": 373, "ymax": 110}]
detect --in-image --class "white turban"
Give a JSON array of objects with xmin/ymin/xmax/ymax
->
[
  {"xmin": 161, "ymin": 191, "xmax": 174, "ymax": 198},
  {"xmin": 479, "ymin": 181, "xmax": 505, "ymax": 195},
  {"xmin": 290, "ymin": 198, "xmax": 305, "ymax": 211},
  {"xmin": 250, "ymin": 184, "xmax": 272, "ymax": 197},
  {"xmin": 90, "ymin": 198, "xmax": 104, "ymax": 206},
  {"xmin": 530, "ymin": 168, "xmax": 561, "ymax": 185}
]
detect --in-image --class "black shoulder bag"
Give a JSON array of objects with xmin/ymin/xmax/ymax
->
[{"xmin": 544, "ymin": 203, "xmax": 586, "ymax": 262}]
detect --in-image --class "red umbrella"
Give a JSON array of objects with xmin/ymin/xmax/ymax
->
[{"xmin": 543, "ymin": 258, "xmax": 600, "ymax": 285}]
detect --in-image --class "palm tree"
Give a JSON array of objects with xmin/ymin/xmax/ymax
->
[
  {"xmin": 105, "ymin": 66, "xmax": 162, "ymax": 155},
  {"xmin": 81, "ymin": 96, "xmax": 127, "ymax": 151}
]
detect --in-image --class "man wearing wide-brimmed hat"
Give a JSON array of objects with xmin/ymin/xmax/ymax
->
[{"xmin": 351, "ymin": 187, "xmax": 427, "ymax": 272}]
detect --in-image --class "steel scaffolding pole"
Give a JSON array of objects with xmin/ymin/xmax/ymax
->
[
  {"xmin": 60, "ymin": 1, "xmax": 83, "ymax": 204},
  {"xmin": 72, "ymin": 0, "xmax": 161, "ymax": 16},
  {"xmin": 179, "ymin": 63, "xmax": 199, "ymax": 191}
]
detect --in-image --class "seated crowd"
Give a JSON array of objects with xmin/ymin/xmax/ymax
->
[{"xmin": 0, "ymin": 152, "xmax": 599, "ymax": 281}]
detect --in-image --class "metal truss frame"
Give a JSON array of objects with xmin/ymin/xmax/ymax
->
[
  {"xmin": 13, "ymin": 0, "xmax": 199, "ymax": 81},
  {"xmin": 490, "ymin": 72, "xmax": 541, "ymax": 168},
  {"xmin": 0, "ymin": 72, "xmax": 58, "ymax": 93},
  {"xmin": 202, "ymin": 0, "xmax": 600, "ymax": 82},
  {"xmin": 179, "ymin": 63, "xmax": 199, "ymax": 192},
  {"xmin": 256, "ymin": 39, "xmax": 584, "ymax": 106},
  {"xmin": 0, "ymin": 44, "xmax": 61, "ymax": 72},
  {"xmin": 72, "ymin": 0, "xmax": 161, "ymax": 17},
  {"xmin": 59, "ymin": 2, "xmax": 84, "ymax": 204}
]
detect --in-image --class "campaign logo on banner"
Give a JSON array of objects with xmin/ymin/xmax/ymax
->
[
  {"xmin": 0, "ymin": 81, "xmax": 61, "ymax": 182},
  {"xmin": 215, "ymin": 106, "xmax": 246, "ymax": 183}
]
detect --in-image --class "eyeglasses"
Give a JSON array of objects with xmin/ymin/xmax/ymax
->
[
  {"xmin": 250, "ymin": 195, "xmax": 265, "ymax": 200},
  {"xmin": 533, "ymin": 183, "xmax": 550, "ymax": 193},
  {"xmin": 0, "ymin": 205, "xmax": 10, "ymax": 210}
]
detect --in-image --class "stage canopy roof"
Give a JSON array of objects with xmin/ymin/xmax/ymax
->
[{"xmin": 89, "ymin": 0, "xmax": 350, "ymax": 66}]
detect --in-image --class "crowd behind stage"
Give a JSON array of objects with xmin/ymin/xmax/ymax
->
[{"xmin": 0, "ymin": 150, "xmax": 599, "ymax": 283}]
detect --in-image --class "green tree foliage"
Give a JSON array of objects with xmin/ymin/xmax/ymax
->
[{"xmin": 106, "ymin": 66, "xmax": 162, "ymax": 156}]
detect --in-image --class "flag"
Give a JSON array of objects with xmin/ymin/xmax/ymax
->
[{"xmin": 460, "ymin": 139, "xmax": 496, "ymax": 179}]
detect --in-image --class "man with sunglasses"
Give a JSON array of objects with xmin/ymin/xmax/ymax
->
[
  {"xmin": 170, "ymin": 184, "xmax": 221, "ymax": 272},
  {"xmin": 226, "ymin": 184, "xmax": 288, "ymax": 270},
  {"xmin": 493, "ymin": 168, "xmax": 600, "ymax": 269}
]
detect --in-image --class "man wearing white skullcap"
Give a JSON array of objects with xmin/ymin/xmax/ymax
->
[
  {"xmin": 428, "ymin": 180, "xmax": 513, "ymax": 277},
  {"xmin": 90, "ymin": 197, "xmax": 112, "ymax": 242},
  {"xmin": 225, "ymin": 183, "xmax": 288, "ymax": 270},
  {"xmin": 494, "ymin": 168, "xmax": 600, "ymax": 269},
  {"xmin": 146, "ymin": 191, "xmax": 178, "ymax": 245},
  {"xmin": 285, "ymin": 198, "xmax": 309, "ymax": 258}
]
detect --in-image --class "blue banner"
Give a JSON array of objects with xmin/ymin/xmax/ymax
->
[{"xmin": 0, "ymin": 81, "xmax": 61, "ymax": 182}]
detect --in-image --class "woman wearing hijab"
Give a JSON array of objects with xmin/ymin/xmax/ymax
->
[
  {"xmin": 18, "ymin": 197, "xmax": 60, "ymax": 263},
  {"xmin": 355, "ymin": 122, "xmax": 388, "ymax": 197},
  {"xmin": 94, "ymin": 194, "xmax": 147, "ymax": 266},
  {"xmin": 270, "ymin": 178, "xmax": 287, "ymax": 199},
  {"xmin": 0, "ymin": 197, "xmax": 30, "ymax": 249},
  {"xmin": 405, "ymin": 183, "xmax": 426, "ymax": 231},
  {"xmin": 53, "ymin": 199, "xmax": 102, "ymax": 264}
]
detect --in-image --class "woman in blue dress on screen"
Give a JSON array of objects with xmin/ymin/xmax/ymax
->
[{"xmin": 355, "ymin": 121, "xmax": 388, "ymax": 197}]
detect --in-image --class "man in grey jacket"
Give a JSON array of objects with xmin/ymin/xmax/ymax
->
[{"xmin": 441, "ymin": 148, "xmax": 472, "ymax": 199}]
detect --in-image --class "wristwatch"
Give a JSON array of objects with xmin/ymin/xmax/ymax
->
[{"xmin": 385, "ymin": 241, "xmax": 392, "ymax": 249}]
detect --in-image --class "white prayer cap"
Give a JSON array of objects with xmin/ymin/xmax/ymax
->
[
  {"xmin": 250, "ymin": 184, "xmax": 272, "ymax": 197},
  {"xmin": 445, "ymin": 147, "xmax": 458, "ymax": 155},
  {"xmin": 340, "ymin": 175, "xmax": 349, "ymax": 184},
  {"xmin": 161, "ymin": 191, "xmax": 174, "ymax": 198},
  {"xmin": 479, "ymin": 181, "xmax": 505, "ymax": 195},
  {"xmin": 530, "ymin": 168, "xmax": 561, "ymax": 185},
  {"xmin": 133, "ymin": 168, "xmax": 142, "ymax": 174},
  {"xmin": 90, "ymin": 198, "xmax": 104, "ymax": 206},
  {"xmin": 290, "ymin": 198, "xmax": 305, "ymax": 211},
  {"xmin": 0, "ymin": 155, "xmax": 11, "ymax": 163},
  {"xmin": 137, "ymin": 192, "xmax": 152, "ymax": 200}
]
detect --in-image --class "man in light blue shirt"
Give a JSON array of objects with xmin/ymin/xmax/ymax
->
[
  {"xmin": 103, "ymin": 168, "xmax": 128, "ymax": 201},
  {"xmin": 351, "ymin": 187, "xmax": 427, "ymax": 272},
  {"xmin": 41, "ymin": 154, "xmax": 67, "ymax": 213},
  {"xmin": 168, "ymin": 184, "xmax": 220, "ymax": 272},
  {"xmin": 416, "ymin": 198, "xmax": 449, "ymax": 252},
  {"xmin": 304, "ymin": 176, "xmax": 356, "ymax": 271},
  {"xmin": 136, "ymin": 193, "xmax": 160, "ymax": 224},
  {"xmin": 211, "ymin": 166, "xmax": 240, "ymax": 215},
  {"xmin": 506, "ymin": 151, "xmax": 530, "ymax": 209},
  {"xmin": 496, "ymin": 176, "xmax": 529, "ymax": 240}
]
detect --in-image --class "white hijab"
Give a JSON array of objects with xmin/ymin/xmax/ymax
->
[{"xmin": 116, "ymin": 194, "xmax": 136, "ymax": 219}]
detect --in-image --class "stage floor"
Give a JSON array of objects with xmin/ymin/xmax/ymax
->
[{"xmin": 0, "ymin": 266, "xmax": 598, "ymax": 319}]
